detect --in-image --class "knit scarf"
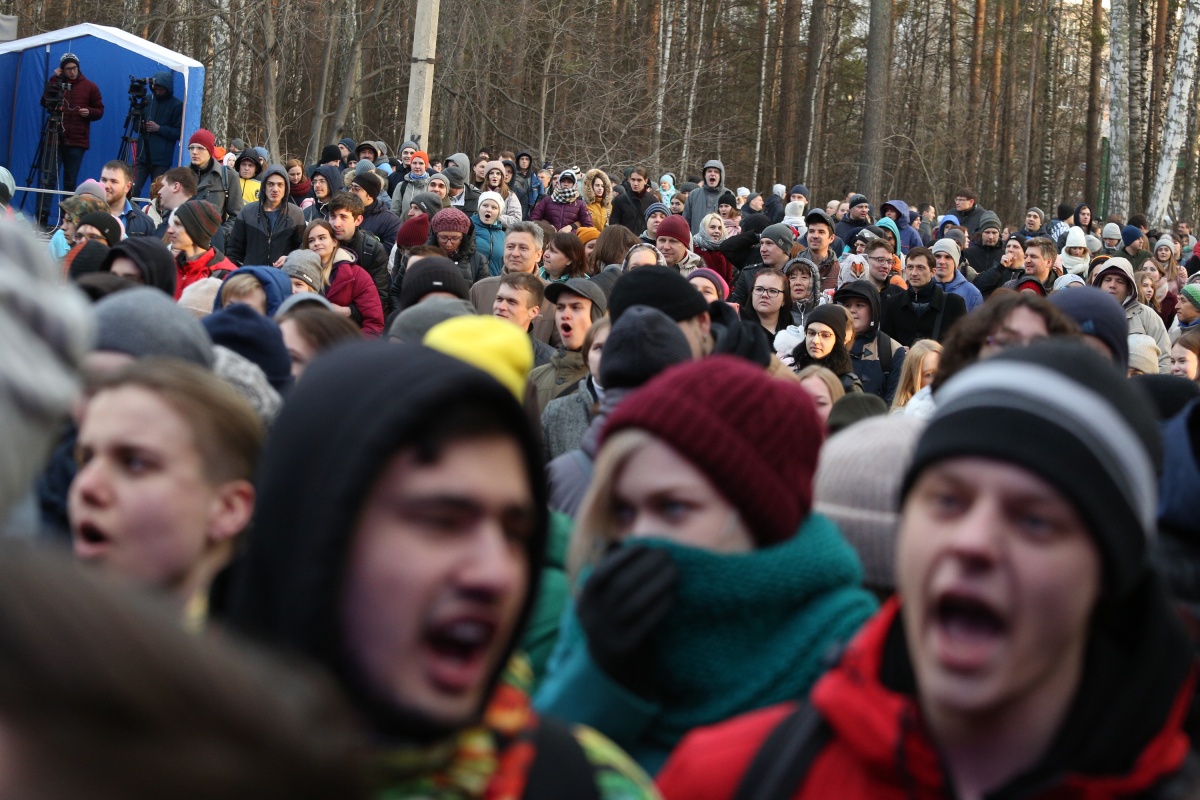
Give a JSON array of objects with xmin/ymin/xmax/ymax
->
[
  {"xmin": 575, "ymin": 514, "xmax": 876, "ymax": 752},
  {"xmin": 406, "ymin": 169, "xmax": 428, "ymax": 183},
  {"xmin": 374, "ymin": 658, "xmax": 541, "ymax": 800},
  {"xmin": 291, "ymin": 175, "xmax": 312, "ymax": 198},
  {"xmin": 692, "ymin": 230, "xmax": 722, "ymax": 252},
  {"xmin": 551, "ymin": 184, "xmax": 579, "ymax": 204}
]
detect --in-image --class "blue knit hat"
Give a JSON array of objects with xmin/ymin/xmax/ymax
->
[
  {"xmin": 644, "ymin": 202, "xmax": 669, "ymax": 220},
  {"xmin": 1122, "ymin": 225, "xmax": 1144, "ymax": 248}
]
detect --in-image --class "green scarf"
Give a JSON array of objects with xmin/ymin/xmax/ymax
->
[{"xmin": 634, "ymin": 514, "xmax": 877, "ymax": 749}]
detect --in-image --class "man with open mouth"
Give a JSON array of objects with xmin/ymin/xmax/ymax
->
[
  {"xmin": 658, "ymin": 340, "xmax": 1198, "ymax": 799},
  {"xmin": 226, "ymin": 341, "xmax": 657, "ymax": 798}
]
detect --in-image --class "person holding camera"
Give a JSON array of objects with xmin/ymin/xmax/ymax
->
[
  {"xmin": 40, "ymin": 53, "xmax": 103, "ymax": 193},
  {"xmin": 132, "ymin": 71, "xmax": 183, "ymax": 197}
]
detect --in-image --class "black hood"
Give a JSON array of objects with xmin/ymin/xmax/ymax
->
[
  {"xmin": 101, "ymin": 236, "xmax": 177, "ymax": 296},
  {"xmin": 226, "ymin": 342, "xmax": 548, "ymax": 739},
  {"xmin": 833, "ymin": 279, "xmax": 882, "ymax": 336}
]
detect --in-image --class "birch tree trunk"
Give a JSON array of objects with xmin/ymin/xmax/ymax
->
[
  {"xmin": 750, "ymin": 0, "xmax": 770, "ymax": 188},
  {"xmin": 1145, "ymin": 0, "xmax": 1200, "ymax": 225},
  {"xmin": 680, "ymin": 0, "xmax": 711, "ymax": 173},
  {"xmin": 651, "ymin": 0, "xmax": 673, "ymax": 165},
  {"xmin": 1109, "ymin": 0, "xmax": 1131, "ymax": 218},
  {"xmin": 1128, "ymin": 0, "xmax": 1147, "ymax": 206},
  {"xmin": 261, "ymin": 0, "xmax": 281, "ymax": 159},
  {"xmin": 207, "ymin": 0, "xmax": 232, "ymax": 144},
  {"xmin": 305, "ymin": 6, "xmax": 341, "ymax": 162}
]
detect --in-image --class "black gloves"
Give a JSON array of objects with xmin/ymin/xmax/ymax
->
[{"xmin": 576, "ymin": 544, "xmax": 678, "ymax": 698}]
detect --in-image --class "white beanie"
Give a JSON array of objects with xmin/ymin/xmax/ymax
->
[
  {"xmin": 1065, "ymin": 226, "xmax": 1087, "ymax": 250},
  {"xmin": 1103, "ymin": 222, "xmax": 1123, "ymax": 241},
  {"xmin": 478, "ymin": 191, "xmax": 503, "ymax": 211},
  {"xmin": 1127, "ymin": 334, "xmax": 1160, "ymax": 375}
]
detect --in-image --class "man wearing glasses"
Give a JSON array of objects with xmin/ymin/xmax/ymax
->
[{"xmin": 41, "ymin": 53, "xmax": 103, "ymax": 193}]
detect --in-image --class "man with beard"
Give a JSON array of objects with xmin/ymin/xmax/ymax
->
[{"xmin": 226, "ymin": 341, "xmax": 657, "ymax": 799}]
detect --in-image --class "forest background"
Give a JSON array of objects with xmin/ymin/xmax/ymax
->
[{"xmin": 4, "ymin": 0, "xmax": 1198, "ymax": 225}]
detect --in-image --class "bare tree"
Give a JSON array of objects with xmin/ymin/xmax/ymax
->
[{"xmin": 1145, "ymin": 0, "xmax": 1200, "ymax": 225}]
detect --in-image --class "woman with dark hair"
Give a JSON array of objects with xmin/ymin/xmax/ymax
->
[
  {"xmin": 785, "ymin": 256, "xmax": 823, "ymax": 324},
  {"xmin": 741, "ymin": 268, "xmax": 791, "ymax": 338},
  {"xmin": 277, "ymin": 305, "xmax": 362, "ymax": 380},
  {"xmin": 541, "ymin": 231, "xmax": 588, "ymax": 281},
  {"xmin": 481, "ymin": 160, "xmax": 522, "ymax": 228},
  {"xmin": 591, "ymin": 224, "xmax": 640, "ymax": 273},
  {"xmin": 792, "ymin": 304, "xmax": 862, "ymax": 394}
]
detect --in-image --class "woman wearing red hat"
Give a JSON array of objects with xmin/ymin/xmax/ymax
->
[{"xmin": 533, "ymin": 356, "xmax": 876, "ymax": 776}]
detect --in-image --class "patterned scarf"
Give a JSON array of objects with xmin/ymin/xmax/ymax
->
[
  {"xmin": 374, "ymin": 659, "xmax": 540, "ymax": 800},
  {"xmin": 551, "ymin": 183, "xmax": 579, "ymax": 204}
]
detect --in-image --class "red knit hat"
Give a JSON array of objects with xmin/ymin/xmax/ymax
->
[
  {"xmin": 397, "ymin": 214, "xmax": 431, "ymax": 248},
  {"xmin": 655, "ymin": 214, "xmax": 693, "ymax": 252},
  {"xmin": 188, "ymin": 129, "xmax": 216, "ymax": 160},
  {"xmin": 602, "ymin": 355, "xmax": 824, "ymax": 545},
  {"xmin": 412, "ymin": 150, "xmax": 430, "ymax": 166}
]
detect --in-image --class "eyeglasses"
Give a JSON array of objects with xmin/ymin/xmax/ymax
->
[
  {"xmin": 806, "ymin": 329, "xmax": 834, "ymax": 340},
  {"xmin": 752, "ymin": 287, "xmax": 783, "ymax": 298},
  {"xmin": 436, "ymin": 233, "xmax": 463, "ymax": 243},
  {"xmin": 868, "ymin": 256, "xmax": 892, "ymax": 265}
]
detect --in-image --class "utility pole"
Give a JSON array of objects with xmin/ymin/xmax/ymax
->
[{"xmin": 403, "ymin": 0, "xmax": 440, "ymax": 148}]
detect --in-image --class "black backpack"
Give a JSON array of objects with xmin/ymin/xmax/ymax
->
[{"xmin": 730, "ymin": 702, "xmax": 831, "ymax": 800}]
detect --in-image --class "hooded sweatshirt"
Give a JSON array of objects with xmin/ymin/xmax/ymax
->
[
  {"xmin": 681, "ymin": 160, "xmax": 725, "ymax": 233},
  {"xmin": 225, "ymin": 165, "xmax": 306, "ymax": 266},
  {"xmin": 212, "ymin": 264, "xmax": 293, "ymax": 317},
  {"xmin": 832, "ymin": 280, "xmax": 907, "ymax": 403},
  {"xmin": 880, "ymin": 200, "xmax": 922, "ymax": 254},
  {"xmin": 101, "ymin": 236, "xmax": 177, "ymax": 296},
  {"xmin": 1091, "ymin": 258, "xmax": 1172, "ymax": 371},
  {"xmin": 304, "ymin": 164, "xmax": 345, "ymax": 222},
  {"xmin": 139, "ymin": 71, "xmax": 183, "ymax": 167}
]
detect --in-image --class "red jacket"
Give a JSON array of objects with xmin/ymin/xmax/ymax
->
[
  {"xmin": 42, "ymin": 73, "xmax": 104, "ymax": 149},
  {"xmin": 658, "ymin": 599, "xmax": 1196, "ymax": 800},
  {"xmin": 696, "ymin": 249, "xmax": 734, "ymax": 285},
  {"xmin": 175, "ymin": 248, "xmax": 236, "ymax": 299},
  {"xmin": 326, "ymin": 252, "xmax": 383, "ymax": 336}
]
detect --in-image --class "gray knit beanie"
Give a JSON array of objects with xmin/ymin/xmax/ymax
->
[
  {"xmin": 0, "ymin": 218, "xmax": 94, "ymax": 518},
  {"xmin": 760, "ymin": 223, "xmax": 795, "ymax": 252},
  {"xmin": 813, "ymin": 415, "xmax": 926, "ymax": 591},
  {"xmin": 94, "ymin": 287, "xmax": 214, "ymax": 368},
  {"xmin": 211, "ymin": 345, "xmax": 281, "ymax": 425},
  {"xmin": 282, "ymin": 250, "xmax": 325, "ymax": 293}
]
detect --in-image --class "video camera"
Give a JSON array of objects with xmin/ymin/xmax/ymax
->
[
  {"xmin": 42, "ymin": 78, "xmax": 72, "ymax": 115},
  {"xmin": 128, "ymin": 76, "xmax": 152, "ymax": 109}
]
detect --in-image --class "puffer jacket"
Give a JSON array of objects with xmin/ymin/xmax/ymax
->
[
  {"xmin": 225, "ymin": 165, "xmax": 305, "ymax": 266},
  {"xmin": 324, "ymin": 246, "xmax": 384, "ymax": 336},
  {"xmin": 359, "ymin": 197, "xmax": 402, "ymax": 252},
  {"xmin": 531, "ymin": 194, "xmax": 593, "ymax": 231},
  {"xmin": 472, "ymin": 213, "xmax": 506, "ymax": 276},
  {"xmin": 391, "ymin": 172, "xmax": 430, "ymax": 215}
]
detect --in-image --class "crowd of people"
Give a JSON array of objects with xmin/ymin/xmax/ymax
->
[{"xmin": 1, "ymin": 122, "xmax": 1200, "ymax": 798}]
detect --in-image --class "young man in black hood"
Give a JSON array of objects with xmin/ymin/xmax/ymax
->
[
  {"xmin": 834, "ymin": 280, "xmax": 907, "ymax": 403},
  {"xmin": 226, "ymin": 342, "xmax": 657, "ymax": 799}
]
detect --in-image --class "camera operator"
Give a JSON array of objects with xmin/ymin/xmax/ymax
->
[
  {"xmin": 132, "ymin": 72, "xmax": 182, "ymax": 197},
  {"xmin": 40, "ymin": 53, "xmax": 103, "ymax": 193}
]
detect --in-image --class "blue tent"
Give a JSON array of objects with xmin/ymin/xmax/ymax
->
[{"xmin": 0, "ymin": 23, "xmax": 204, "ymax": 215}]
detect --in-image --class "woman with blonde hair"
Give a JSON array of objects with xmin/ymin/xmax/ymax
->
[
  {"xmin": 795, "ymin": 364, "xmax": 844, "ymax": 425},
  {"xmin": 535, "ymin": 356, "xmax": 876, "ymax": 775},
  {"xmin": 889, "ymin": 339, "xmax": 942, "ymax": 412}
]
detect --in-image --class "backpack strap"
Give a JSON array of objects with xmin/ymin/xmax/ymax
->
[
  {"xmin": 731, "ymin": 702, "xmax": 830, "ymax": 800},
  {"xmin": 523, "ymin": 715, "xmax": 600, "ymax": 800},
  {"xmin": 876, "ymin": 331, "xmax": 894, "ymax": 377}
]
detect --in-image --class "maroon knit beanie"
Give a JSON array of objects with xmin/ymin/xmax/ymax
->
[
  {"xmin": 655, "ymin": 214, "xmax": 693, "ymax": 252},
  {"xmin": 397, "ymin": 214, "xmax": 431, "ymax": 247},
  {"xmin": 602, "ymin": 355, "xmax": 824, "ymax": 546},
  {"xmin": 431, "ymin": 208, "xmax": 471, "ymax": 235},
  {"xmin": 188, "ymin": 128, "xmax": 217, "ymax": 160}
]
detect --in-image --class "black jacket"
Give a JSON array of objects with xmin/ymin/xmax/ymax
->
[
  {"xmin": 879, "ymin": 282, "xmax": 967, "ymax": 346},
  {"xmin": 388, "ymin": 221, "xmax": 488, "ymax": 311},
  {"xmin": 973, "ymin": 263, "xmax": 1024, "ymax": 299},
  {"xmin": 346, "ymin": 228, "xmax": 391, "ymax": 315},
  {"xmin": 609, "ymin": 185, "xmax": 658, "ymax": 234},
  {"xmin": 225, "ymin": 167, "xmax": 304, "ymax": 266},
  {"xmin": 963, "ymin": 242, "xmax": 1003, "ymax": 277},
  {"xmin": 358, "ymin": 198, "xmax": 402, "ymax": 252}
]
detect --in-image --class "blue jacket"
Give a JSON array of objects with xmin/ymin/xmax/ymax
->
[
  {"xmin": 138, "ymin": 71, "xmax": 183, "ymax": 168},
  {"xmin": 472, "ymin": 213, "xmax": 506, "ymax": 276},
  {"xmin": 119, "ymin": 199, "xmax": 157, "ymax": 237},
  {"xmin": 881, "ymin": 199, "xmax": 923, "ymax": 255},
  {"xmin": 937, "ymin": 269, "xmax": 983, "ymax": 312},
  {"xmin": 212, "ymin": 264, "xmax": 293, "ymax": 316}
]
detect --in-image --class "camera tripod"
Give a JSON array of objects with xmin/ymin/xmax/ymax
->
[
  {"xmin": 117, "ymin": 94, "xmax": 145, "ymax": 165},
  {"xmin": 23, "ymin": 100, "xmax": 65, "ymax": 227}
]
